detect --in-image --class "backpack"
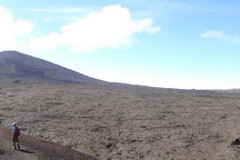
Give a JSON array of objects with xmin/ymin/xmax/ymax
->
[{"xmin": 16, "ymin": 127, "xmax": 21, "ymax": 136}]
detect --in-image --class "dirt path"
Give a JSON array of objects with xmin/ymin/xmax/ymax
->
[
  {"xmin": 0, "ymin": 135, "xmax": 40, "ymax": 160},
  {"xmin": 0, "ymin": 126, "xmax": 97, "ymax": 160}
]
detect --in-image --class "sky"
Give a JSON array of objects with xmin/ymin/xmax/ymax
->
[{"xmin": 0, "ymin": 0, "xmax": 240, "ymax": 89}]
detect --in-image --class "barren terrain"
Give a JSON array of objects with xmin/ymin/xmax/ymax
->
[
  {"xmin": 1, "ymin": 51, "xmax": 240, "ymax": 159},
  {"xmin": 1, "ymin": 82, "xmax": 240, "ymax": 159}
]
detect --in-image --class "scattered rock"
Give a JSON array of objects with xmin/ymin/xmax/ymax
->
[
  {"xmin": 106, "ymin": 143, "xmax": 113, "ymax": 149},
  {"xmin": 230, "ymin": 138, "xmax": 240, "ymax": 146}
]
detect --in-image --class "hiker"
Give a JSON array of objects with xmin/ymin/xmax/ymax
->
[{"xmin": 12, "ymin": 122, "xmax": 21, "ymax": 150}]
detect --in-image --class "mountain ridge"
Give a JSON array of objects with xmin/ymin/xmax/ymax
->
[{"xmin": 0, "ymin": 50, "xmax": 104, "ymax": 84}]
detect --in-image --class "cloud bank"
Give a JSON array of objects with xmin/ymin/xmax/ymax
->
[{"xmin": 0, "ymin": 5, "xmax": 160, "ymax": 53}]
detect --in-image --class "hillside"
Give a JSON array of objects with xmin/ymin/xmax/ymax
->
[{"xmin": 0, "ymin": 51, "xmax": 103, "ymax": 84}]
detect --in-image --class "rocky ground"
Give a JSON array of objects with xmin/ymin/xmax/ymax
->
[{"xmin": 1, "ymin": 82, "xmax": 240, "ymax": 159}]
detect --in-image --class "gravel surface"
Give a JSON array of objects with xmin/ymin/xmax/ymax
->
[{"xmin": 1, "ymin": 82, "xmax": 240, "ymax": 159}]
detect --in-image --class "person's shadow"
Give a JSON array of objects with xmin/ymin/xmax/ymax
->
[
  {"xmin": 0, "ymin": 149, "xmax": 4, "ymax": 154},
  {"xmin": 18, "ymin": 149, "xmax": 34, "ymax": 154}
]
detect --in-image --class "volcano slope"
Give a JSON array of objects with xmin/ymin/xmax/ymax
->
[{"xmin": 1, "ymin": 51, "xmax": 240, "ymax": 159}]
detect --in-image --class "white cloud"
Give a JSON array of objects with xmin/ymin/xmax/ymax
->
[
  {"xmin": 201, "ymin": 30, "xmax": 240, "ymax": 44},
  {"xmin": 0, "ymin": 6, "xmax": 33, "ymax": 51},
  {"xmin": 0, "ymin": 4, "xmax": 159, "ymax": 54},
  {"xmin": 29, "ymin": 4, "xmax": 160, "ymax": 53}
]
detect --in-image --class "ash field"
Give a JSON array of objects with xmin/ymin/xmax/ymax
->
[{"xmin": 1, "ymin": 51, "xmax": 240, "ymax": 160}]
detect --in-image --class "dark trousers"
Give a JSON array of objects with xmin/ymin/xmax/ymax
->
[{"xmin": 12, "ymin": 135, "xmax": 20, "ymax": 149}]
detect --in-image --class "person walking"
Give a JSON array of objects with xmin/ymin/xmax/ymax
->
[{"xmin": 12, "ymin": 122, "xmax": 21, "ymax": 150}]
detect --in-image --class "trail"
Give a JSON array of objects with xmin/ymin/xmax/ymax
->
[
  {"xmin": 0, "ymin": 126, "xmax": 97, "ymax": 160},
  {"xmin": 0, "ymin": 128, "xmax": 41, "ymax": 160}
]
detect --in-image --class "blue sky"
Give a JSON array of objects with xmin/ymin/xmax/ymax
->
[{"xmin": 0, "ymin": 0, "xmax": 240, "ymax": 89}]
